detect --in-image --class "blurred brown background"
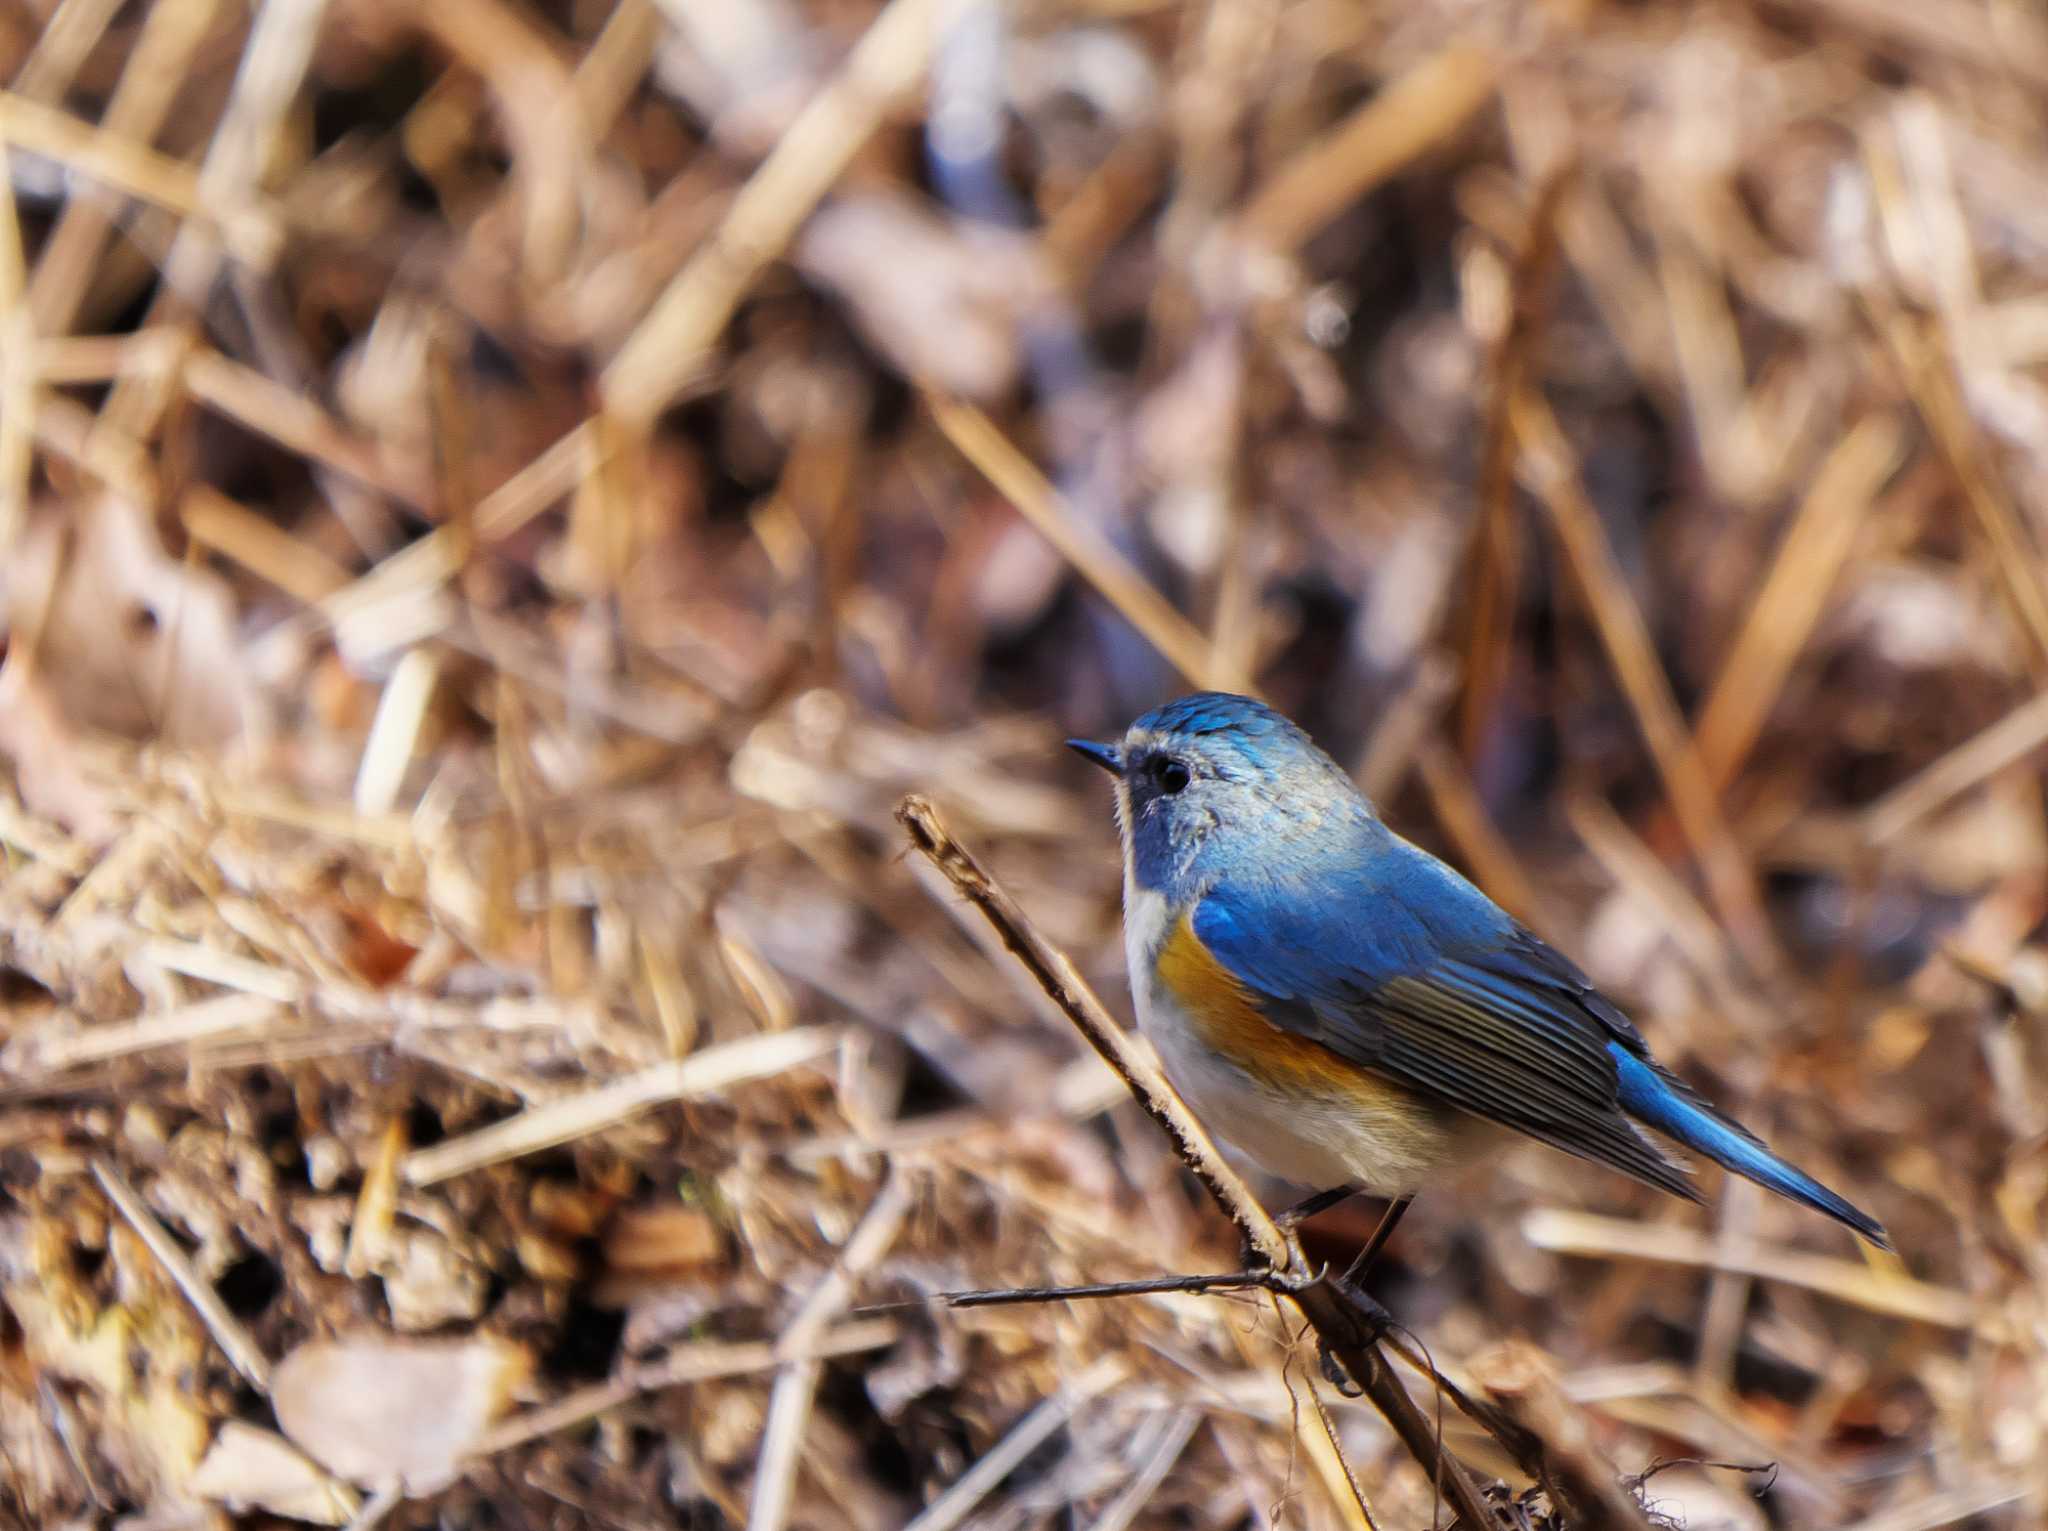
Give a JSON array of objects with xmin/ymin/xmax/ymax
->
[{"xmin": 0, "ymin": 0, "xmax": 2041, "ymax": 1526}]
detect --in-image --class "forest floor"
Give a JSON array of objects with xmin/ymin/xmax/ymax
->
[{"xmin": 0, "ymin": 0, "xmax": 2043, "ymax": 1527}]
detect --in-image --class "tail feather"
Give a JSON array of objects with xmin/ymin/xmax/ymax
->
[{"xmin": 1609, "ymin": 1045, "xmax": 1890, "ymax": 1250}]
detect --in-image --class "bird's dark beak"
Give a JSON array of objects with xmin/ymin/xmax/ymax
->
[{"xmin": 1065, "ymin": 738, "xmax": 1123, "ymax": 775}]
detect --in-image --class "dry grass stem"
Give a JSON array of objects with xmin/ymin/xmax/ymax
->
[
  {"xmin": 1692, "ymin": 414, "xmax": 1907, "ymax": 791},
  {"xmin": 0, "ymin": 134, "xmax": 35, "ymax": 550},
  {"xmin": 19, "ymin": 991, "xmax": 285, "ymax": 1074},
  {"xmin": 1512, "ymin": 389, "xmax": 1773, "ymax": 967},
  {"xmin": 899, "ymin": 1358, "xmax": 1128, "ymax": 1531},
  {"xmin": 400, "ymin": 1025, "xmax": 841, "ymax": 1185},
  {"xmin": 927, "ymin": 394, "xmax": 1223, "ymax": 689},
  {"xmin": 0, "ymin": 93, "xmax": 279, "ymax": 268},
  {"xmin": 601, "ymin": 0, "xmax": 948, "ymax": 421},
  {"xmin": 92, "ymin": 1158, "xmax": 275, "ymax": 1391},
  {"xmin": 1416, "ymin": 735, "xmax": 1548, "ymax": 934},
  {"xmin": 473, "ymin": 1320, "xmax": 903, "ymax": 1458},
  {"xmin": 749, "ymin": 1172, "xmax": 914, "ymax": 1531},
  {"xmin": 1862, "ymin": 687, "xmax": 2048, "ymax": 844},
  {"xmin": 1242, "ymin": 45, "xmax": 1497, "ymax": 259},
  {"xmin": 1471, "ymin": 1343, "xmax": 1652, "ymax": 1531},
  {"xmin": 1521, "ymin": 1211, "xmax": 1980, "ymax": 1331}
]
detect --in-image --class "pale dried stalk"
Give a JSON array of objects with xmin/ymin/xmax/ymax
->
[
  {"xmin": 313, "ymin": 423, "xmax": 592, "ymax": 632},
  {"xmin": 1510, "ymin": 388, "xmax": 1773, "ymax": 969},
  {"xmin": 182, "ymin": 350, "xmax": 433, "ymax": 509},
  {"xmin": 474, "ymin": 1319, "xmax": 902, "ymax": 1458},
  {"xmin": 1415, "ymin": 736, "xmax": 1548, "ymax": 936},
  {"xmin": 1894, "ymin": 316, "xmax": 2048, "ymax": 678},
  {"xmin": 1078, "ymin": 1407, "xmax": 1203, "ymax": 1531},
  {"xmin": 12, "ymin": 0, "xmax": 129, "ymax": 102},
  {"xmin": 0, "ymin": 131, "xmax": 33, "ymax": 550},
  {"xmin": 20, "ymin": 991, "xmax": 284, "ymax": 1075},
  {"xmin": 93, "ymin": 1159, "xmax": 274, "ymax": 1391},
  {"xmin": 93, "ymin": 0, "xmax": 326, "ymax": 440},
  {"xmin": 0, "ymin": 94, "xmax": 279, "ymax": 269},
  {"xmin": 1692, "ymin": 413, "xmax": 1906, "ymax": 790},
  {"xmin": 749, "ymin": 1172, "xmax": 916, "ymax": 1531},
  {"xmin": 1800, "ymin": 0, "xmax": 2048, "ymax": 86},
  {"xmin": 1471, "ymin": 1342, "xmax": 1652, "ymax": 1531},
  {"xmin": 182, "ymin": 486, "xmax": 354, "ymax": 607},
  {"xmin": 900, "ymin": 1358, "xmax": 1128, "ymax": 1531},
  {"xmin": 1863, "ymin": 687, "xmax": 2048, "ymax": 844},
  {"xmin": 418, "ymin": 0, "xmax": 590, "ymax": 285},
  {"xmin": 927, "ymin": 394, "xmax": 1221, "ymax": 689},
  {"xmin": 138, "ymin": 937, "xmax": 307, "ymax": 1002},
  {"xmin": 1521, "ymin": 1211, "xmax": 1980, "ymax": 1331},
  {"xmin": 1563, "ymin": 791, "xmax": 1754, "ymax": 1023},
  {"xmin": 602, "ymin": 0, "xmax": 948, "ymax": 420},
  {"xmin": 1241, "ymin": 44, "xmax": 1498, "ymax": 257},
  {"xmin": 27, "ymin": 0, "xmax": 226, "ymax": 332},
  {"xmin": 158, "ymin": 0, "xmax": 328, "ymax": 296},
  {"xmin": 400, "ymin": 1025, "xmax": 841, "ymax": 1186},
  {"xmin": 1835, "ymin": 1480, "xmax": 2032, "ymax": 1531}
]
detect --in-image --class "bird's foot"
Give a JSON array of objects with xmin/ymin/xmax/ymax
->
[
  {"xmin": 1318, "ymin": 1340, "xmax": 1367, "ymax": 1396},
  {"xmin": 1330, "ymin": 1271, "xmax": 1396, "ymax": 1340},
  {"xmin": 1314, "ymin": 1274, "xmax": 1396, "ymax": 1396}
]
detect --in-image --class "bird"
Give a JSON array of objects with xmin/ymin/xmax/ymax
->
[{"xmin": 1067, "ymin": 691, "xmax": 1889, "ymax": 1261}]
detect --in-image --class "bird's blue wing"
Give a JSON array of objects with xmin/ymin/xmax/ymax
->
[{"xmin": 1191, "ymin": 835, "xmax": 1700, "ymax": 1201}]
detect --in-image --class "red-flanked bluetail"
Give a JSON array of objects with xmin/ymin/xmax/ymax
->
[{"xmin": 1068, "ymin": 692, "xmax": 1889, "ymax": 1250}]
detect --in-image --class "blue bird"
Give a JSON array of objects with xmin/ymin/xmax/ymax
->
[{"xmin": 1068, "ymin": 692, "xmax": 1889, "ymax": 1251}]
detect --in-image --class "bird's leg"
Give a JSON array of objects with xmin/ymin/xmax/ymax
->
[
  {"xmin": 1308, "ymin": 1197, "xmax": 1415, "ymax": 1394},
  {"xmin": 1274, "ymin": 1181, "xmax": 1364, "ymax": 1232},
  {"xmin": 1335, "ymin": 1194, "xmax": 1413, "ymax": 1293},
  {"xmin": 1241, "ymin": 1183, "xmax": 1351, "ymax": 1273},
  {"xmin": 1243, "ymin": 1181, "xmax": 1363, "ymax": 1269},
  {"xmin": 1315, "ymin": 1282, "xmax": 1398, "ymax": 1397}
]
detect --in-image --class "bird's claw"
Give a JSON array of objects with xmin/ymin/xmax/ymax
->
[
  {"xmin": 1279, "ymin": 1260, "xmax": 1330, "ymax": 1294},
  {"xmin": 1318, "ymin": 1340, "xmax": 1366, "ymax": 1396}
]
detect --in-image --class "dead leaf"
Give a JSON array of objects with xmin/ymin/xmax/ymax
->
[
  {"xmin": 272, "ymin": 1331, "xmax": 531, "ymax": 1494},
  {"xmin": 0, "ymin": 500, "xmax": 252, "ymax": 749},
  {"xmin": 0, "ymin": 657, "xmax": 125, "ymax": 842},
  {"xmin": 336, "ymin": 905, "xmax": 420, "ymax": 988},
  {"xmin": 189, "ymin": 1421, "xmax": 359, "ymax": 1525}
]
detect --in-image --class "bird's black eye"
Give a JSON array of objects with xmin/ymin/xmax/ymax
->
[{"xmin": 1153, "ymin": 757, "xmax": 1191, "ymax": 795}]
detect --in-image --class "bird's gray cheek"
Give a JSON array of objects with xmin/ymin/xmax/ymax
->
[{"xmin": 1174, "ymin": 810, "xmax": 1220, "ymax": 877}]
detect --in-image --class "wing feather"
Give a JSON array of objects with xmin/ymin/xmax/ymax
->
[{"xmin": 1191, "ymin": 845, "xmax": 1701, "ymax": 1202}]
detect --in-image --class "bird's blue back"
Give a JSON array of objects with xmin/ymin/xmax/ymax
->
[{"xmin": 1128, "ymin": 694, "xmax": 1526, "ymax": 979}]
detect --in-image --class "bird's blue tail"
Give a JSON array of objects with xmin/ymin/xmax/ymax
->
[{"xmin": 1609, "ymin": 1045, "xmax": 1890, "ymax": 1249}]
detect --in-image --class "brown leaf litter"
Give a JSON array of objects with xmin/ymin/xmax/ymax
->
[{"xmin": 1, "ymin": 0, "xmax": 2046, "ymax": 1528}]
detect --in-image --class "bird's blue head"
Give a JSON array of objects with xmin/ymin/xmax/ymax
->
[{"xmin": 1067, "ymin": 692, "xmax": 1377, "ymax": 896}]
